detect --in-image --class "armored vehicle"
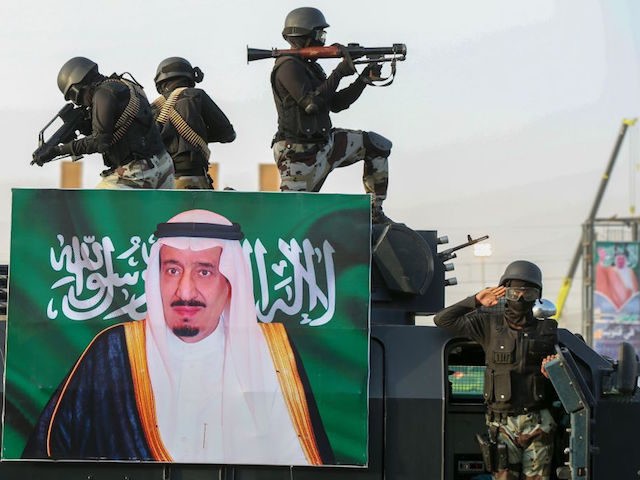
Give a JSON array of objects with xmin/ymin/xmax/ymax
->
[{"xmin": 0, "ymin": 223, "xmax": 638, "ymax": 480}]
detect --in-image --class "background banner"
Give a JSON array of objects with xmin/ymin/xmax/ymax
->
[
  {"xmin": 593, "ymin": 241, "xmax": 640, "ymax": 359},
  {"xmin": 3, "ymin": 189, "xmax": 371, "ymax": 465}
]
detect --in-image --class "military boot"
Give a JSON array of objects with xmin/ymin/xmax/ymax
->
[{"xmin": 372, "ymin": 205, "xmax": 394, "ymax": 224}]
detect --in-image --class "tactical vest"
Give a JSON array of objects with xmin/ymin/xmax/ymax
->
[
  {"xmin": 271, "ymin": 56, "xmax": 332, "ymax": 143},
  {"xmin": 483, "ymin": 316, "xmax": 557, "ymax": 414},
  {"xmin": 100, "ymin": 77, "xmax": 164, "ymax": 168},
  {"xmin": 152, "ymin": 87, "xmax": 211, "ymax": 175}
]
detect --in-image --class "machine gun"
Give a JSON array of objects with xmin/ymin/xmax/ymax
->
[
  {"xmin": 438, "ymin": 234, "xmax": 490, "ymax": 262},
  {"xmin": 247, "ymin": 43, "xmax": 407, "ymax": 86},
  {"xmin": 31, "ymin": 103, "xmax": 91, "ymax": 165}
]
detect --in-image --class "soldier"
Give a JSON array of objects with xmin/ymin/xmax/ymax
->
[
  {"xmin": 35, "ymin": 57, "xmax": 175, "ymax": 189},
  {"xmin": 434, "ymin": 261, "xmax": 557, "ymax": 480},
  {"xmin": 271, "ymin": 7, "xmax": 393, "ymax": 224},
  {"xmin": 152, "ymin": 57, "xmax": 236, "ymax": 189}
]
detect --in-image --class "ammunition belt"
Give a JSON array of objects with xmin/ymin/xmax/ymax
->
[
  {"xmin": 102, "ymin": 79, "xmax": 141, "ymax": 144},
  {"xmin": 152, "ymin": 87, "xmax": 184, "ymax": 125},
  {"xmin": 153, "ymin": 88, "xmax": 211, "ymax": 161}
]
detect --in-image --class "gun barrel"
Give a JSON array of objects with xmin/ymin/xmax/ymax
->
[{"xmin": 347, "ymin": 43, "xmax": 407, "ymax": 59}]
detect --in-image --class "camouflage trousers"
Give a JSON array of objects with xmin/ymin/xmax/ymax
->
[
  {"xmin": 96, "ymin": 151, "xmax": 175, "ymax": 189},
  {"xmin": 488, "ymin": 409, "xmax": 556, "ymax": 480},
  {"xmin": 174, "ymin": 175, "xmax": 213, "ymax": 190},
  {"xmin": 272, "ymin": 129, "xmax": 389, "ymax": 209}
]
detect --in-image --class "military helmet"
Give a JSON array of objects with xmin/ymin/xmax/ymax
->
[
  {"xmin": 57, "ymin": 57, "xmax": 98, "ymax": 100},
  {"xmin": 499, "ymin": 260, "xmax": 543, "ymax": 294},
  {"xmin": 282, "ymin": 7, "xmax": 329, "ymax": 39},
  {"xmin": 154, "ymin": 57, "xmax": 203, "ymax": 86}
]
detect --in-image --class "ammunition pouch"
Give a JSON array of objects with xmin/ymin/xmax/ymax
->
[{"xmin": 485, "ymin": 316, "xmax": 557, "ymax": 413}]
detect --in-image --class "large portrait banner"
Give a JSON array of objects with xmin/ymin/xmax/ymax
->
[
  {"xmin": 3, "ymin": 189, "xmax": 371, "ymax": 466},
  {"xmin": 593, "ymin": 241, "xmax": 640, "ymax": 359}
]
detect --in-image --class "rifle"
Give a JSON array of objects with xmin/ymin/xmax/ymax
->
[
  {"xmin": 32, "ymin": 103, "xmax": 91, "ymax": 165},
  {"xmin": 438, "ymin": 234, "xmax": 490, "ymax": 262},
  {"xmin": 248, "ymin": 43, "xmax": 407, "ymax": 86}
]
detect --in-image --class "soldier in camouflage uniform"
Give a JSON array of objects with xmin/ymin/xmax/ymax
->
[
  {"xmin": 434, "ymin": 261, "xmax": 558, "ymax": 480},
  {"xmin": 271, "ymin": 7, "xmax": 393, "ymax": 224},
  {"xmin": 36, "ymin": 57, "xmax": 175, "ymax": 189}
]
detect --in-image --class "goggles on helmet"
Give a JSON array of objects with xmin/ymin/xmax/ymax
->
[
  {"xmin": 66, "ymin": 84, "xmax": 85, "ymax": 104},
  {"xmin": 312, "ymin": 29, "xmax": 327, "ymax": 45},
  {"xmin": 505, "ymin": 286, "xmax": 539, "ymax": 302}
]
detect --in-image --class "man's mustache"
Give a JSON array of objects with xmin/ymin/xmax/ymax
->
[{"xmin": 171, "ymin": 299, "xmax": 206, "ymax": 308}]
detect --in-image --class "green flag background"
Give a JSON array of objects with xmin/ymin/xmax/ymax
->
[{"xmin": 3, "ymin": 189, "xmax": 370, "ymax": 465}]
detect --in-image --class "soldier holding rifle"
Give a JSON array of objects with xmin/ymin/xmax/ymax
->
[
  {"xmin": 33, "ymin": 57, "xmax": 175, "ymax": 189},
  {"xmin": 269, "ymin": 7, "xmax": 398, "ymax": 224}
]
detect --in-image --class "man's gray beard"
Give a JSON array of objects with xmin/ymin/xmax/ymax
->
[{"xmin": 173, "ymin": 326, "xmax": 200, "ymax": 337}]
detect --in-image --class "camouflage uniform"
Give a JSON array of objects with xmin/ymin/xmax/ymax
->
[
  {"xmin": 96, "ymin": 151, "xmax": 175, "ymax": 189},
  {"xmin": 488, "ymin": 409, "xmax": 556, "ymax": 480},
  {"xmin": 174, "ymin": 174, "xmax": 212, "ymax": 190},
  {"xmin": 270, "ymin": 50, "xmax": 393, "ymax": 222},
  {"xmin": 273, "ymin": 128, "xmax": 389, "ymax": 211}
]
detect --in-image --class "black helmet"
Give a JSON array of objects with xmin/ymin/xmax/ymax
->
[
  {"xmin": 154, "ymin": 57, "xmax": 203, "ymax": 86},
  {"xmin": 499, "ymin": 260, "xmax": 543, "ymax": 294},
  {"xmin": 57, "ymin": 57, "xmax": 98, "ymax": 100},
  {"xmin": 282, "ymin": 7, "xmax": 329, "ymax": 39}
]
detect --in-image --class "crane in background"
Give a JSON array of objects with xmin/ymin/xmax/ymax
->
[{"xmin": 555, "ymin": 117, "xmax": 638, "ymax": 320}]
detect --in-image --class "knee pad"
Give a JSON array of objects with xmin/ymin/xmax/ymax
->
[{"xmin": 363, "ymin": 131, "xmax": 392, "ymax": 157}]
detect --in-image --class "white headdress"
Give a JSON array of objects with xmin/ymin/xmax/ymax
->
[{"xmin": 143, "ymin": 209, "xmax": 305, "ymax": 463}]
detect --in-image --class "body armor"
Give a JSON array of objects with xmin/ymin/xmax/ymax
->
[
  {"xmin": 271, "ymin": 56, "xmax": 332, "ymax": 143},
  {"xmin": 99, "ymin": 77, "xmax": 164, "ymax": 168},
  {"xmin": 483, "ymin": 315, "xmax": 557, "ymax": 414}
]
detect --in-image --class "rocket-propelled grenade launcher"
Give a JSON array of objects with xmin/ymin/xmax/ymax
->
[
  {"xmin": 247, "ymin": 43, "xmax": 407, "ymax": 63},
  {"xmin": 247, "ymin": 43, "xmax": 407, "ymax": 86}
]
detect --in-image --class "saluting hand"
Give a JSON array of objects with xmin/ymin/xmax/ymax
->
[{"xmin": 475, "ymin": 286, "xmax": 506, "ymax": 307}]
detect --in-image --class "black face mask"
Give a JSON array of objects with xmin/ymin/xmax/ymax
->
[
  {"xmin": 156, "ymin": 76, "xmax": 194, "ymax": 95},
  {"xmin": 504, "ymin": 299, "xmax": 534, "ymax": 327},
  {"xmin": 503, "ymin": 279, "xmax": 537, "ymax": 327}
]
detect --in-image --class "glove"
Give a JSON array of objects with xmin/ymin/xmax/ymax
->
[
  {"xmin": 332, "ymin": 43, "xmax": 357, "ymax": 77},
  {"xmin": 31, "ymin": 144, "xmax": 60, "ymax": 166},
  {"xmin": 360, "ymin": 62, "xmax": 383, "ymax": 82}
]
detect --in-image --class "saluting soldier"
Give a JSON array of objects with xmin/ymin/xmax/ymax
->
[{"xmin": 434, "ymin": 261, "xmax": 558, "ymax": 480}]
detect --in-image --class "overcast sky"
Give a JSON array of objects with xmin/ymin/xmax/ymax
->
[{"xmin": 1, "ymin": 0, "xmax": 639, "ymax": 332}]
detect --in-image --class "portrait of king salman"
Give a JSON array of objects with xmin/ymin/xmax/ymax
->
[{"xmin": 6, "ymin": 190, "xmax": 370, "ymax": 467}]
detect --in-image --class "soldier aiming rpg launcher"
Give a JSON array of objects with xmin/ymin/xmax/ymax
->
[
  {"xmin": 31, "ymin": 103, "xmax": 91, "ymax": 166},
  {"xmin": 248, "ymin": 43, "xmax": 407, "ymax": 85}
]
